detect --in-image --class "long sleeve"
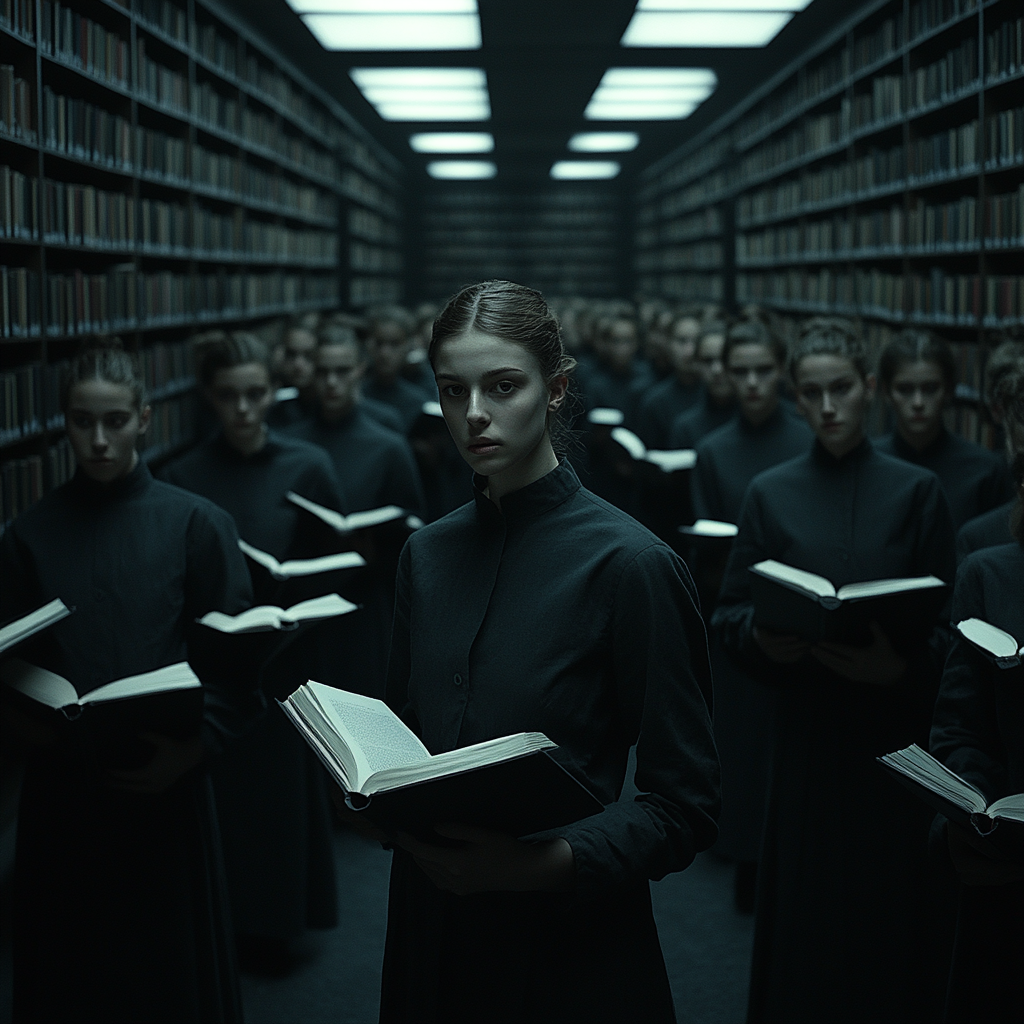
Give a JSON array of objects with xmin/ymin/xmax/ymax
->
[{"xmin": 556, "ymin": 543, "xmax": 720, "ymax": 896}]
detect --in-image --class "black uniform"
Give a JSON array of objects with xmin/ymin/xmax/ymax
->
[
  {"xmin": 162, "ymin": 431, "xmax": 346, "ymax": 943},
  {"xmin": 362, "ymin": 375, "xmax": 433, "ymax": 435},
  {"xmin": 692, "ymin": 405, "xmax": 812, "ymax": 863},
  {"xmin": 670, "ymin": 392, "xmax": 736, "ymax": 448},
  {"xmin": 929, "ymin": 541, "xmax": 1024, "ymax": 1024},
  {"xmin": 380, "ymin": 460, "xmax": 720, "ymax": 1024},
  {"xmin": 714, "ymin": 439, "xmax": 956, "ymax": 1023},
  {"xmin": 1, "ymin": 461, "xmax": 258, "ymax": 1023},
  {"xmin": 956, "ymin": 499, "xmax": 1015, "ymax": 562},
  {"xmin": 875, "ymin": 428, "xmax": 1011, "ymax": 529},
  {"xmin": 633, "ymin": 376, "xmax": 702, "ymax": 449}
]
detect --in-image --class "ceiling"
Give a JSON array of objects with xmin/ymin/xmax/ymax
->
[{"xmin": 228, "ymin": 0, "xmax": 870, "ymax": 187}]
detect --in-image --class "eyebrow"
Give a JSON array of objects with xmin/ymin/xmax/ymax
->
[{"xmin": 434, "ymin": 366, "xmax": 528, "ymax": 382}]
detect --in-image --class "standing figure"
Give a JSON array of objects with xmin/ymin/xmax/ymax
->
[
  {"xmin": 162, "ymin": 331, "xmax": 345, "ymax": 968},
  {"xmin": 1, "ymin": 340, "xmax": 259, "ymax": 1023},
  {"xmin": 670, "ymin": 319, "xmax": 736, "ymax": 447},
  {"xmin": 714, "ymin": 317, "xmax": 956, "ymax": 1023},
  {"xmin": 266, "ymin": 316, "xmax": 320, "ymax": 430},
  {"xmin": 370, "ymin": 280, "xmax": 720, "ymax": 1024},
  {"xmin": 362, "ymin": 307, "xmax": 434, "ymax": 434}
]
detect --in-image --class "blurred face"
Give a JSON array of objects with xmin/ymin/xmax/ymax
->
[
  {"xmin": 207, "ymin": 363, "xmax": 272, "ymax": 454},
  {"xmin": 434, "ymin": 330, "xmax": 567, "ymax": 502},
  {"xmin": 794, "ymin": 354, "xmax": 875, "ymax": 458},
  {"xmin": 668, "ymin": 317, "xmax": 700, "ymax": 380},
  {"xmin": 66, "ymin": 379, "xmax": 150, "ymax": 483},
  {"xmin": 281, "ymin": 328, "xmax": 317, "ymax": 390},
  {"xmin": 315, "ymin": 343, "xmax": 363, "ymax": 420},
  {"xmin": 604, "ymin": 320, "xmax": 638, "ymax": 374},
  {"xmin": 728, "ymin": 342, "xmax": 782, "ymax": 425},
  {"xmin": 887, "ymin": 359, "xmax": 947, "ymax": 449},
  {"xmin": 696, "ymin": 333, "xmax": 732, "ymax": 403},
  {"xmin": 368, "ymin": 322, "xmax": 408, "ymax": 380}
]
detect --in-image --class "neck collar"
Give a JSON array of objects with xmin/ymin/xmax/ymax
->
[
  {"xmin": 812, "ymin": 435, "xmax": 873, "ymax": 467},
  {"xmin": 70, "ymin": 456, "xmax": 152, "ymax": 502},
  {"xmin": 473, "ymin": 459, "xmax": 581, "ymax": 523}
]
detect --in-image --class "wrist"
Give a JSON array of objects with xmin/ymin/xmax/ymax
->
[{"xmin": 526, "ymin": 838, "xmax": 575, "ymax": 892}]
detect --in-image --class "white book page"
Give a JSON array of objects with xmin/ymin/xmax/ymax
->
[
  {"xmin": 199, "ymin": 594, "xmax": 358, "ymax": 634},
  {"xmin": 752, "ymin": 560, "xmax": 835, "ymax": 598},
  {"xmin": 885, "ymin": 744, "xmax": 987, "ymax": 814},
  {"xmin": 85, "ymin": 662, "xmax": 201, "ymax": 705},
  {"xmin": 284, "ymin": 594, "xmax": 359, "ymax": 621},
  {"xmin": 956, "ymin": 618, "xmax": 1019, "ymax": 659},
  {"xmin": 305, "ymin": 683, "xmax": 430, "ymax": 794},
  {"xmin": 588, "ymin": 408, "xmax": 624, "ymax": 426},
  {"xmin": 238, "ymin": 539, "xmax": 283, "ymax": 575},
  {"xmin": 610, "ymin": 427, "xmax": 646, "ymax": 461},
  {"xmin": 280, "ymin": 698, "xmax": 353, "ymax": 790},
  {"xmin": 286, "ymin": 492, "xmax": 348, "ymax": 531},
  {"xmin": 0, "ymin": 658, "xmax": 78, "ymax": 708},
  {"xmin": 239, "ymin": 539, "xmax": 365, "ymax": 578},
  {"xmin": 681, "ymin": 519, "xmax": 739, "ymax": 538},
  {"xmin": 342, "ymin": 506, "xmax": 405, "ymax": 531},
  {"xmin": 646, "ymin": 448, "xmax": 697, "ymax": 472},
  {"xmin": 837, "ymin": 575, "xmax": 944, "ymax": 601},
  {"xmin": 0, "ymin": 598, "xmax": 71, "ymax": 654},
  {"xmin": 987, "ymin": 793, "xmax": 1024, "ymax": 822}
]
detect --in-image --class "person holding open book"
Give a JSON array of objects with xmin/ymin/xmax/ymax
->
[
  {"xmin": 162, "ymin": 330, "xmax": 347, "ymax": 971},
  {"xmin": 0, "ymin": 339, "xmax": 259, "ymax": 1023},
  {"xmin": 365, "ymin": 279, "xmax": 720, "ymax": 1023},
  {"xmin": 714, "ymin": 316, "xmax": 956, "ymax": 1023},
  {"xmin": 929, "ymin": 368, "xmax": 1024, "ymax": 1024}
]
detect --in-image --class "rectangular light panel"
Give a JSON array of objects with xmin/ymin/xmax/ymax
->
[
  {"xmin": 551, "ymin": 161, "xmax": 621, "ymax": 180},
  {"xmin": 299, "ymin": 11, "xmax": 480, "ymax": 50},
  {"xmin": 410, "ymin": 132, "xmax": 494, "ymax": 152},
  {"xmin": 290, "ymin": 1, "xmax": 476, "ymax": 10},
  {"xmin": 428, "ymin": 160, "xmax": 496, "ymax": 179},
  {"xmin": 637, "ymin": 0, "xmax": 811, "ymax": 9},
  {"xmin": 622, "ymin": 10, "xmax": 795, "ymax": 47},
  {"xmin": 351, "ymin": 67, "xmax": 490, "ymax": 121},
  {"xmin": 569, "ymin": 132, "xmax": 640, "ymax": 152},
  {"xmin": 584, "ymin": 67, "xmax": 716, "ymax": 121}
]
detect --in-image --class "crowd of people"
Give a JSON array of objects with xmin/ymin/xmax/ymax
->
[{"xmin": 1, "ymin": 282, "xmax": 1021, "ymax": 1024}]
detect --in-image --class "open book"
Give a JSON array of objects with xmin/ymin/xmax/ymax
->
[
  {"xmin": 281, "ymin": 682, "xmax": 603, "ymax": 837},
  {"xmin": 749, "ymin": 559, "xmax": 947, "ymax": 644},
  {"xmin": 0, "ymin": 598, "xmax": 72, "ymax": 655},
  {"xmin": 274, "ymin": 386, "xmax": 299, "ymax": 403},
  {"xmin": 679, "ymin": 519, "xmax": 739, "ymax": 539},
  {"xmin": 287, "ymin": 492, "xmax": 423, "ymax": 534},
  {"xmin": 587, "ymin": 407, "xmax": 625, "ymax": 427},
  {"xmin": 878, "ymin": 744, "xmax": 1024, "ymax": 853},
  {"xmin": 610, "ymin": 427, "xmax": 697, "ymax": 473},
  {"xmin": 238, "ymin": 539, "xmax": 365, "ymax": 579},
  {"xmin": 956, "ymin": 618, "xmax": 1023, "ymax": 669},
  {"xmin": 199, "ymin": 594, "xmax": 357, "ymax": 634}
]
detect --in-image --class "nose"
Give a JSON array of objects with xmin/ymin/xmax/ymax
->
[
  {"xmin": 92, "ymin": 423, "xmax": 109, "ymax": 449},
  {"xmin": 821, "ymin": 391, "xmax": 836, "ymax": 415},
  {"xmin": 466, "ymin": 388, "xmax": 489, "ymax": 425}
]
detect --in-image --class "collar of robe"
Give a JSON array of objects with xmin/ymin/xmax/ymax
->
[
  {"xmin": 472, "ymin": 458, "xmax": 581, "ymax": 523},
  {"xmin": 213, "ymin": 428, "xmax": 279, "ymax": 462},
  {"xmin": 890, "ymin": 424, "xmax": 950, "ymax": 462},
  {"xmin": 70, "ymin": 456, "xmax": 152, "ymax": 503},
  {"xmin": 811, "ymin": 435, "xmax": 873, "ymax": 468},
  {"xmin": 739, "ymin": 400, "xmax": 787, "ymax": 435}
]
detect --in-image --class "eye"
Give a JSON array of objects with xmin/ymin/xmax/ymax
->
[
  {"xmin": 442, "ymin": 383, "xmax": 465, "ymax": 398},
  {"xmin": 832, "ymin": 381, "xmax": 853, "ymax": 396},
  {"xmin": 798, "ymin": 387, "xmax": 822, "ymax": 403},
  {"xmin": 493, "ymin": 380, "xmax": 516, "ymax": 395},
  {"xmin": 105, "ymin": 413, "xmax": 131, "ymax": 429}
]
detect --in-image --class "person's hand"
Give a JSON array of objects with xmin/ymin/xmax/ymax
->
[
  {"xmin": 947, "ymin": 821, "xmax": 1024, "ymax": 886},
  {"xmin": 329, "ymin": 785, "xmax": 392, "ymax": 844},
  {"xmin": 753, "ymin": 626, "xmax": 810, "ymax": 664},
  {"xmin": 810, "ymin": 622, "xmax": 907, "ymax": 684},
  {"xmin": 397, "ymin": 824, "xmax": 575, "ymax": 895},
  {"xmin": 105, "ymin": 731, "xmax": 203, "ymax": 794}
]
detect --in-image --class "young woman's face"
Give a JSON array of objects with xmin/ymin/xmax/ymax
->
[
  {"xmin": 887, "ymin": 359, "xmax": 947, "ymax": 443},
  {"xmin": 794, "ymin": 354, "xmax": 874, "ymax": 458},
  {"xmin": 281, "ymin": 328, "xmax": 317, "ymax": 390},
  {"xmin": 727, "ymin": 342, "xmax": 782, "ymax": 424},
  {"xmin": 207, "ymin": 363, "xmax": 273, "ymax": 451},
  {"xmin": 433, "ymin": 329, "xmax": 566, "ymax": 493},
  {"xmin": 696, "ymin": 333, "xmax": 733, "ymax": 403},
  {"xmin": 314, "ymin": 343, "xmax": 363, "ymax": 419},
  {"xmin": 66, "ymin": 379, "xmax": 150, "ymax": 483}
]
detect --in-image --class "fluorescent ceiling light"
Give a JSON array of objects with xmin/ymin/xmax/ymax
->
[
  {"xmin": 300, "ymin": 12, "xmax": 480, "ymax": 50},
  {"xmin": 351, "ymin": 67, "xmax": 489, "ymax": 121},
  {"xmin": 584, "ymin": 67, "xmax": 715, "ymax": 121},
  {"xmin": 290, "ymin": 0, "xmax": 475, "ymax": 10},
  {"xmin": 637, "ymin": 0, "xmax": 811, "ymax": 9},
  {"xmin": 551, "ymin": 161, "xmax": 621, "ymax": 180},
  {"xmin": 411, "ymin": 132, "xmax": 494, "ymax": 152},
  {"xmin": 428, "ymin": 160, "xmax": 496, "ymax": 179},
  {"xmin": 622, "ymin": 11, "xmax": 795, "ymax": 47},
  {"xmin": 569, "ymin": 132, "xmax": 640, "ymax": 152}
]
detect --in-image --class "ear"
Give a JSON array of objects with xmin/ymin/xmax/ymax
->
[
  {"xmin": 547, "ymin": 375, "xmax": 569, "ymax": 413},
  {"xmin": 137, "ymin": 404, "xmax": 152, "ymax": 435}
]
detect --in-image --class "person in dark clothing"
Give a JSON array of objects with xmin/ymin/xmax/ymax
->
[
  {"xmin": 162, "ymin": 331, "xmax": 345, "ymax": 967},
  {"xmin": 957, "ymin": 499, "xmax": 1016, "ymax": 561},
  {"xmin": 714, "ymin": 316, "xmax": 956, "ymax": 1024},
  {"xmin": 1, "ymin": 340, "xmax": 259, "ymax": 1023},
  {"xmin": 875, "ymin": 329, "xmax": 1012, "ymax": 528},
  {"xmin": 407, "ymin": 400, "xmax": 472, "ymax": 523},
  {"xmin": 351, "ymin": 280, "xmax": 720, "ymax": 1024},
  {"xmin": 691, "ymin": 317, "xmax": 812, "ymax": 912},
  {"xmin": 634, "ymin": 308, "xmax": 704, "ymax": 449},
  {"xmin": 266, "ymin": 319, "xmax": 320, "ymax": 430},
  {"xmin": 670, "ymin": 320, "xmax": 736, "ymax": 448},
  {"xmin": 362, "ymin": 308, "xmax": 434, "ymax": 434},
  {"xmin": 580, "ymin": 313, "xmax": 654, "ymax": 422}
]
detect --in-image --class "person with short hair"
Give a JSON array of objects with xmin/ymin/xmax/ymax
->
[
  {"xmin": 362, "ymin": 308, "xmax": 434, "ymax": 433},
  {"xmin": 669, "ymin": 319, "xmax": 737, "ymax": 447},
  {"xmin": 266, "ymin": 318, "xmax": 321, "ymax": 429}
]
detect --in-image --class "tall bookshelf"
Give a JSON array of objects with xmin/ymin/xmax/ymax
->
[
  {"xmin": 0, "ymin": 0, "xmax": 405, "ymax": 528},
  {"xmin": 634, "ymin": 0, "xmax": 1023, "ymax": 446}
]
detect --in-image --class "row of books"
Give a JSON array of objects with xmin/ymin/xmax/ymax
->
[
  {"xmin": 909, "ymin": 0, "xmax": 976, "ymax": 40},
  {"xmin": 635, "ymin": 242, "xmax": 724, "ymax": 273},
  {"xmin": 1, "ymin": 363, "xmax": 53, "ymax": 446},
  {"xmin": 987, "ymin": 106, "xmax": 1023, "ymax": 166},
  {"xmin": 736, "ymin": 268, "xmax": 1022, "ymax": 323},
  {"xmin": 41, "ymin": 2, "xmax": 130, "ymax": 90},
  {"xmin": 349, "ymin": 242, "xmax": 402, "ymax": 275},
  {"xmin": 348, "ymin": 207, "xmax": 401, "ymax": 246},
  {"xmin": 0, "ymin": 437, "xmax": 74, "ymax": 528},
  {"xmin": 340, "ymin": 169, "xmax": 401, "ymax": 220},
  {"xmin": 906, "ymin": 36, "xmax": 977, "ymax": 110},
  {"xmin": 42, "ymin": 87, "xmax": 132, "ymax": 168},
  {"xmin": 1, "ymin": 265, "xmax": 40, "ymax": 338},
  {"xmin": 1, "ymin": 0, "xmax": 35, "ymax": 39},
  {"xmin": 139, "ymin": 0, "xmax": 185, "ymax": 45},
  {"xmin": 635, "ymin": 274, "xmax": 725, "ymax": 303},
  {"xmin": 0, "ymin": 165, "xmax": 36, "ymax": 239},
  {"xmin": 141, "ymin": 390, "xmax": 196, "ymax": 462},
  {"xmin": 660, "ymin": 208, "xmax": 723, "ymax": 244},
  {"xmin": 0, "ymin": 65, "xmax": 34, "ymax": 142},
  {"xmin": 135, "ymin": 37, "xmax": 187, "ymax": 114},
  {"xmin": 986, "ymin": 16, "xmax": 1022, "ymax": 80},
  {"xmin": 349, "ymin": 276, "xmax": 402, "ymax": 309},
  {"xmin": 659, "ymin": 172, "xmax": 728, "ymax": 220}
]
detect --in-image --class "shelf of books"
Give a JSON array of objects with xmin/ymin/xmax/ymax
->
[
  {"xmin": 634, "ymin": 0, "xmax": 1023, "ymax": 447},
  {"xmin": 0, "ymin": 0, "xmax": 405, "ymax": 528}
]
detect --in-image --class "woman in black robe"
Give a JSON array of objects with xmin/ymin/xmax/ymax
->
[
  {"xmin": 713, "ymin": 317, "xmax": 956, "ymax": 1023},
  {"xmin": 691, "ymin": 318, "xmax": 811, "ymax": 910},
  {"xmin": 162, "ymin": 330, "xmax": 346, "ymax": 965},
  {"xmin": 670, "ymin": 320, "xmax": 736, "ymax": 448},
  {"xmin": 874, "ymin": 329, "xmax": 1011, "ymax": 528},
  {"xmin": 929, "ymin": 385, "xmax": 1024, "ymax": 1024},
  {"xmin": 359, "ymin": 280, "xmax": 720, "ymax": 1024},
  {"xmin": 1, "ymin": 341, "xmax": 259, "ymax": 1023}
]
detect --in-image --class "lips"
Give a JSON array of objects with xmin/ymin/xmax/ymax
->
[{"xmin": 467, "ymin": 439, "xmax": 500, "ymax": 454}]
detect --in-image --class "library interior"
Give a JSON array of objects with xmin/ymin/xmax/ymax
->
[{"xmin": 1, "ymin": 0, "xmax": 1022, "ymax": 1022}]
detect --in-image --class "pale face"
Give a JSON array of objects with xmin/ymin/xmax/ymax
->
[
  {"xmin": 65, "ymin": 379, "xmax": 150, "ymax": 483},
  {"xmin": 603, "ymin": 320, "xmax": 638, "ymax": 374},
  {"xmin": 368, "ymin": 322, "xmax": 408, "ymax": 380},
  {"xmin": 668, "ymin": 317, "xmax": 700, "ymax": 380},
  {"xmin": 887, "ymin": 359, "xmax": 947, "ymax": 448},
  {"xmin": 727, "ymin": 342, "xmax": 782, "ymax": 425},
  {"xmin": 207, "ymin": 363, "xmax": 273, "ymax": 454},
  {"xmin": 696, "ymin": 333, "xmax": 733, "ymax": 403},
  {"xmin": 794, "ymin": 354, "xmax": 875, "ymax": 458},
  {"xmin": 315, "ymin": 343, "xmax": 363, "ymax": 420},
  {"xmin": 433, "ymin": 330, "xmax": 567, "ymax": 503},
  {"xmin": 281, "ymin": 328, "xmax": 317, "ymax": 390}
]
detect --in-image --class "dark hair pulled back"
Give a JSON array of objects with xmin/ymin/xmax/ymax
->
[
  {"xmin": 60, "ymin": 336, "xmax": 145, "ymax": 412},
  {"xmin": 788, "ymin": 316, "xmax": 869, "ymax": 380},
  {"xmin": 877, "ymin": 328, "xmax": 957, "ymax": 392},
  {"xmin": 192, "ymin": 330, "xmax": 268, "ymax": 388}
]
